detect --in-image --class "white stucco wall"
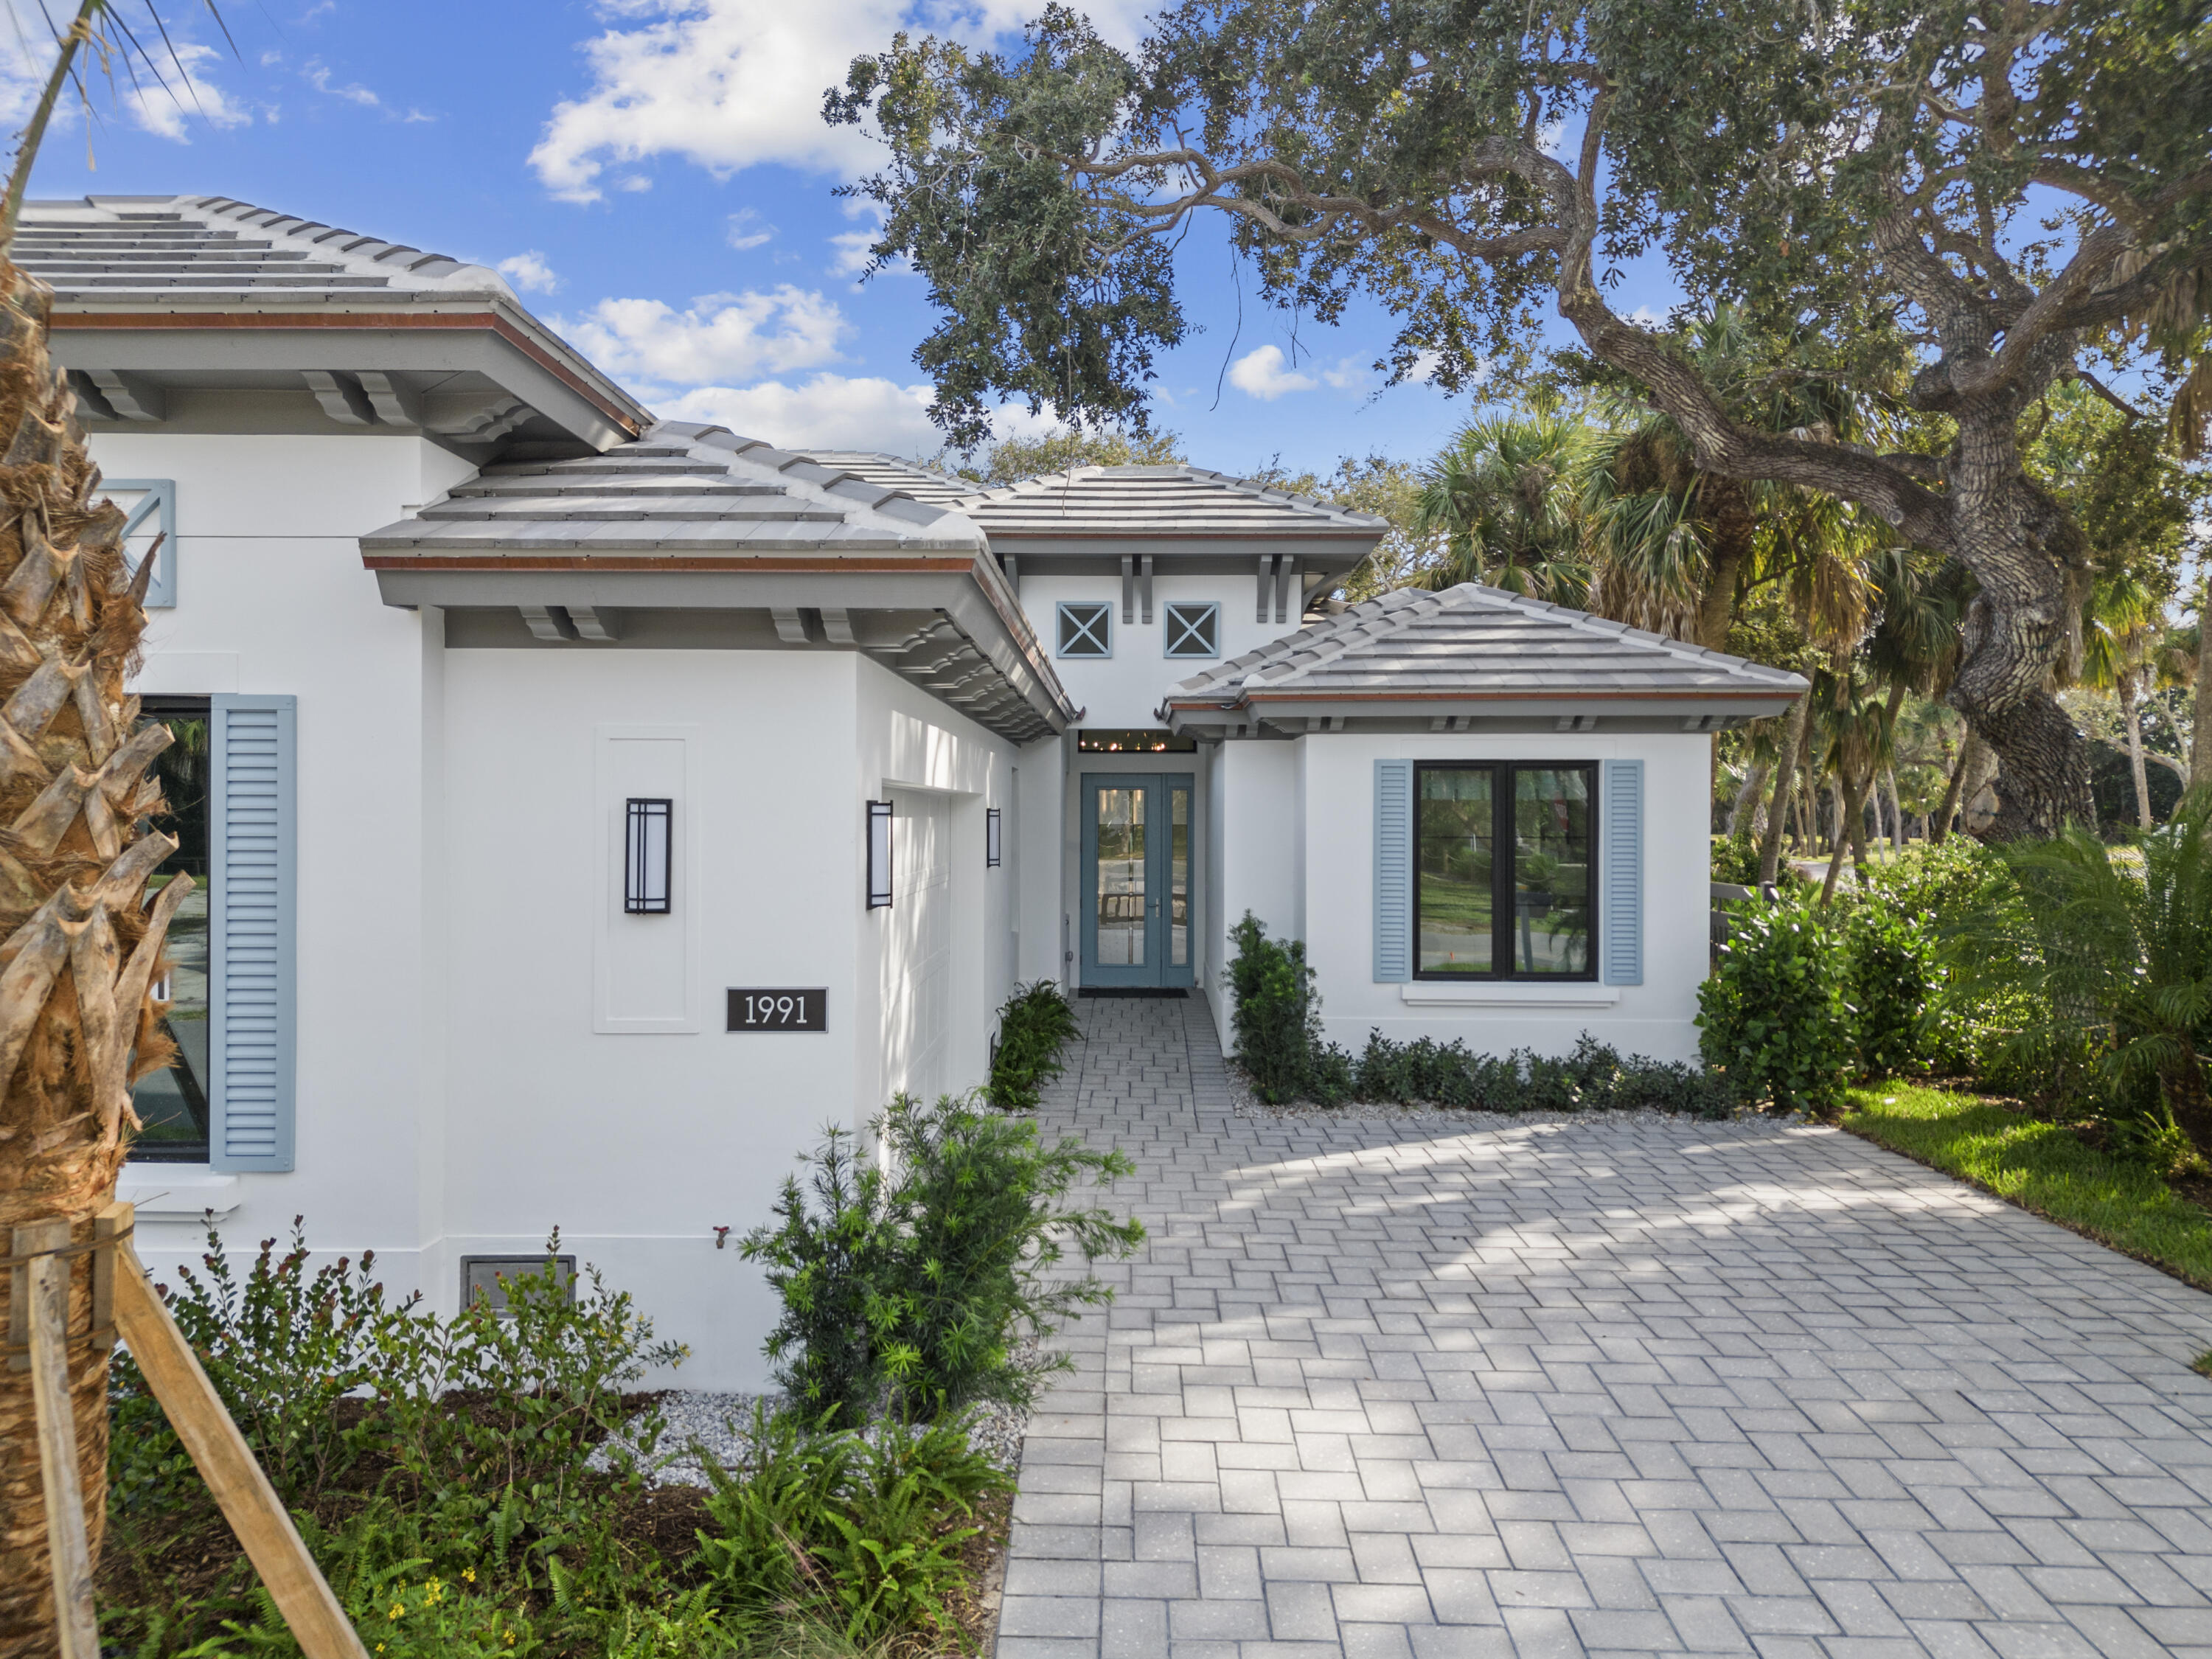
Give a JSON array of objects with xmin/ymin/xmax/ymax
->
[
  {"xmin": 1018, "ymin": 571, "xmax": 1303, "ymax": 728},
  {"xmin": 1298, "ymin": 731, "xmax": 1712, "ymax": 1062},
  {"xmin": 100, "ymin": 433, "xmax": 473, "ymax": 1301}
]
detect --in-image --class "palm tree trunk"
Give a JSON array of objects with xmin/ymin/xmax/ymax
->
[
  {"xmin": 1756, "ymin": 696, "xmax": 1810, "ymax": 884},
  {"xmin": 1885, "ymin": 768, "xmax": 1905, "ymax": 851},
  {"xmin": 0, "ymin": 260, "xmax": 185, "ymax": 1659},
  {"xmin": 1728, "ymin": 763, "xmax": 1767, "ymax": 838},
  {"xmin": 2121, "ymin": 672, "xmax": 2152, "ymax": 829},
  {"xmin": 2194, "ymin": 576, "xmax": 2212, "ymax": 793},
  {"xmin": 1694, "ymin": 486, "xmax": 1753, "ymax": 653},
  {"xmin": 1820, "ymin": 769, "xmax": 1858, "ymax": 900},
  {"xmin": 1933, "ymin": 731, "xmax": 1983, "ymax": 845}
]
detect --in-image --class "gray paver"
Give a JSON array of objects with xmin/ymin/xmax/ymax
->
[{"xmin": 993, "ymin": 997, "xmax": 2212, "ymax": 1659}]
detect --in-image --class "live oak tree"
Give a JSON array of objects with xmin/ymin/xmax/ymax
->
[
  {"xmin": 832, "ymin": 0, "xmax": 2212, "ymax": 838},
  {"xmin": 0, "ymin": 4, "xmax": 224, "ymax": 1653}
]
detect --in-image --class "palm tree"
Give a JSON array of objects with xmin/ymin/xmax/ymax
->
[
  {"xmin": 2079, "ymin": 571, "xmax": 2166, "ymax": 830},
  {"xmin": 1408, "ymin": 408, "xmax": 1590, "ymax": 603},
  {"xmin": 1581, "ymin": 307, "xmax": 1877, "ymax": 654},
  {"xmin": 0, "ymin": 6, "xmax": 221, "ymax": 1652}
]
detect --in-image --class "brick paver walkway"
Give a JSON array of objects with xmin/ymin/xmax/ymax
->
[{"xmin": 996, "ymin": 995, "xmax": 2212, "ymax": 1659}]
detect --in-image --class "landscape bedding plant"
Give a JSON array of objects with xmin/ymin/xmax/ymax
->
[
  {"xmin": 983, "ymin": 981, "xmax": 1080, "ymax": 1110},
  {"xmin": 1225, "ymin": 911, "xmax": 1731, "ymax": 1114},
  {"xmin": 98, "ymin": 1218, "xmax": 1015, "ymax": 1658}
]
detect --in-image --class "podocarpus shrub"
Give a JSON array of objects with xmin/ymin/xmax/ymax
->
[
  {"xmin": 985, "ymin": 979, "xmax": 1081, "ymax": 1109},
  {"xmin": 742, "ymin": 1093, "xmax": 1146, "ymax": 1424},
  {"xmin": 1697, "ymin": 888, "xmax": 1857, "ymax": 1115},
  {"xmin": 1226, "ymin": 912, "xmax": 1327, "ymax": 1102}
]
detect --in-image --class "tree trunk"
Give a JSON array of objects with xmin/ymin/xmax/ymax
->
[
  {"xmin": 2121, "ymin": 672, "xmax": 2152, "ymax": 830},
  {"xmin": 1820, "ymin": 768, "xmax": 1860, "ymax": 901},
  {"xmin": 1694, "ymin": 483, "xmax": 1753, "ymax": 653},
  {"xmin": 0, "ymin": 262, "xmax": 183, "ymax": 1659},
  {"xmin": 1933, "ymin": 731, "xmax": 1983, "ymax": 845},
  {"xmin": 1885, "ymin": 768, "xmax": 1905, "ymax": 851},
  {"xmin": 1756, "ymin": 695, "xmax": 1809, "ymax": 884},
  {"xmin": 1728, "ymin": 763, "xmax": 1767, "ymax": 838},
  {"xmin": 2194, "ymin": 575, "xmax": 2212, "ymax": 793}
]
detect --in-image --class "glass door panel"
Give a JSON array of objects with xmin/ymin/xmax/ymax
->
[
  {"xmin": 1094, "ymin": 786, "xmax": 1147, "ymax": 967},
  {"xmin": 1169, "ymin": 785, "xmax": 1190, "ymax": 968}
]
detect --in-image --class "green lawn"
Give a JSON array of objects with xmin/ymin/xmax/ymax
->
[{"xmin": 1844, "ymin": 1084, "xmax": 2212, "ymax": 1293}]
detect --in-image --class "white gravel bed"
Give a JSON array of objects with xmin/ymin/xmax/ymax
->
[{"xmin": 590, "ymin": 1379, "xmax": 1033, "ymax": 1489}]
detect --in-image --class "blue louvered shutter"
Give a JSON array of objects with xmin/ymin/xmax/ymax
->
[
  {"xmin": 209, "ymin": 695, "xmax": 297, "ymax": 1172},
  {"xmin": 1601, "ymin": 759, "xmax": 1643, "ymax": 986},
  {"xmin": 1374, "ymin": 759, "xmax": 1413, "ymax": 981}
]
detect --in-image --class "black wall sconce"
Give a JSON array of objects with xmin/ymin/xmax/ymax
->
[
  {"xmin": 866, "ymin": 799, "xmax": 894, "ymax": 909},
  {"xmin": 986, "ymin": 807, "xmax": 1003, "ymax": 868},
  {"xmin": 625, "ymin": 797, "xmax": 672, "ymax": 914}
]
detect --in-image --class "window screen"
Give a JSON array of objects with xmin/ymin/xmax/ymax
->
[
  {"xmin": 1164, "ymin": 601, "xmax": 1220, "ymax": 658},
  {"xmin": 1057, "ymin": 601, "xmax": 1112, "ymax": 657}
]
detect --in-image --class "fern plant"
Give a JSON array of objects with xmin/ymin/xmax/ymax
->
[{"xmin": 1947, "ymin": 797, "xmax": 2212, "ymax": 1158}]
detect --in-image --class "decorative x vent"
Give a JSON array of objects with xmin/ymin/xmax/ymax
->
[
  {"xmin": 1164, "ymin": 600, "xmax": 1220, "ymax": 658},
  {"xmin": 1057, "ymin": 601, "xmax": 1112, "ymax": 658}
]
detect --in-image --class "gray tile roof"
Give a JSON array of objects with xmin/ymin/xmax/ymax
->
[
  {"xmin": 15, "ymin": 194, "xmax": 510, "ymax": 303},
  {"xmin": 955, "ymin": 465, "xmax": 1391, "ymax": 538},
  {"xmin": 1168, "ymin": 582, "xmax": 1809, "ymax": 706},
  {"xmin": 790, "ymin": 451, "xmax": 977, "ymax": 506},
  {"xmin": 361, "ymin": 422, "xmax": 984, "ymax": 556}
]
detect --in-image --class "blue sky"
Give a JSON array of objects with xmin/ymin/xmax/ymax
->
[{"xmin": 5, "ymin": 0, "xmax": 1669, "ymax": 473}]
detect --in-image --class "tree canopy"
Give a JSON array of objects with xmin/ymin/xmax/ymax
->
[{"xmin": 833, "ymin": 0, "xmax": 2212, "ymax": 838}]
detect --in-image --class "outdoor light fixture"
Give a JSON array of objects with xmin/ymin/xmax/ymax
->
[
  {"xmin": 986, "ymin": 807, "xmax": 1003, "ymax": 868},
  {"xmin": 625, "ymin": 797, "xmax": 672, "ymax": 914},
  {"xmin": 866, "ymin": 799, "xmax": 894, "ymax": 909}
]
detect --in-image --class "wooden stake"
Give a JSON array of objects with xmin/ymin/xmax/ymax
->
[
  {"xmin": 108, "ymin": 1214, "xmax": 370, "ymax": 1659},
  {"xmin": 16, "ymin": 1219, "xmax": 100, "ymax": 1659}
]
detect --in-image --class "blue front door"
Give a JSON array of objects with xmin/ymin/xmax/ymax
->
[{"xmin": 1080, "ymin": 773, "xmax": 1194, "ymax": 988}]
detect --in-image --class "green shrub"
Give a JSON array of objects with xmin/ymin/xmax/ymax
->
[
  {"xmin": 1225, "ymin": 913, "xmax": 1326, "ymax": 1102},
  {"xmin": 695, "ymin": 1405, "xmax": 1012, "ymax": 1646},
  {"xmin": 1697, "ymin": 889, "xmax": 1857, "ymax": 1116},
  {"xmin": 742, "ymin": 1094, "xmax": 1145, "ymax": 1422},
  {"xmin": 1711, "ymin": 827, "xmax": 1761, "ymax": 884},
  {"xmin": 984, "ymin": 980, "xmax": 1080, "ymax": 1110},
  {"xmin": 109, "ymin": 1219, "xmax": 423, "ymax": 1512},
  {"xmin": 1836, "ymin": 887, "xmax": 1941, "ymax": 1077}
]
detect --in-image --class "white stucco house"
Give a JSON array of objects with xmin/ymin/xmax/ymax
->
[{"xmin": 21, "ymin": 195, "xmax": 1806, "ymax": 1385}]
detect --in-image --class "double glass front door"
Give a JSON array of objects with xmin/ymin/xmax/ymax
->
[{"xmin": 1081, "ymin": 774, "xmax": 1194, "ymax": 987}]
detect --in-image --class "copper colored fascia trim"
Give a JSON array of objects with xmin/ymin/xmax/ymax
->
[
  {"xmin": 51, "ymin": 309, "xmax": 641, "ymax": 434},
  {"xmin": 361, "ymin": 554, "xmax": 981, "ymax": 572},
  {"xmin": 1167, "ymin": 687, "xmax": 1800, "ymax": 708}
]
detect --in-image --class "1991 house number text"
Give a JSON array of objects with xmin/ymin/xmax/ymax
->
[{"xmin": 726, "ymin": 989, "xmax": 828, "ymax": 1032}]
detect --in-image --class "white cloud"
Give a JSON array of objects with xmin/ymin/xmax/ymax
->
[
  {"xmin": 497, "ymin": 251, "xmax": 562, "ymax": 295},
  {"xmin": 555, "ymin": 287, "xmax": 849, "ymax": 386},
  {"xmin": 530, "ymin": 0, "xmax": 1158, "ymax": 201},
  {"xmin": 653, "ymin": 374, "xmax": 1057, "ymax": 453},
  {"xmin": 1228, "ymin": 345, "xmax": 1318, "ymax": 400},
  {"xmin": 653, "ymin": 375, "xmax": 940, "ymax": 451},
  {"xmin": 127, "ymin": 44, "xmax": 254, "ymax": 141},
  {"xmin": 305, "ymin": 60, "xmax": 380, "ymax": 105},
  {"xmin": 726, "ymin": 208, "xmax": 774, "ymax": 250}
]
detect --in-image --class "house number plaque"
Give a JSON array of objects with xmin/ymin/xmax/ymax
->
[{"xmin": 726, "ymin": 989, "xmax": 828, "ymax": 1032}]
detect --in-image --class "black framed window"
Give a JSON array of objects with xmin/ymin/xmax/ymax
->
[
  {"xmin": 130, "ymin": 695, "xmax": 212, "ymax": 1161},
  {"xmin": 1164, "ymin": 600, "xmax": 1220, "ymax": 658},
  {"xmin": 1056, "ymin": 601, "xmax": 1112, "ymax": 658},
  {"xmin": 1415, "ymin": 762, "xmax": 1596, "ymax": 979}
]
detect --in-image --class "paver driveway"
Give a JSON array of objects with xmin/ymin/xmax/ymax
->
[{"xmin": 996, "ymin": 995, "xmax": 2212, "ymax": 1659}]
